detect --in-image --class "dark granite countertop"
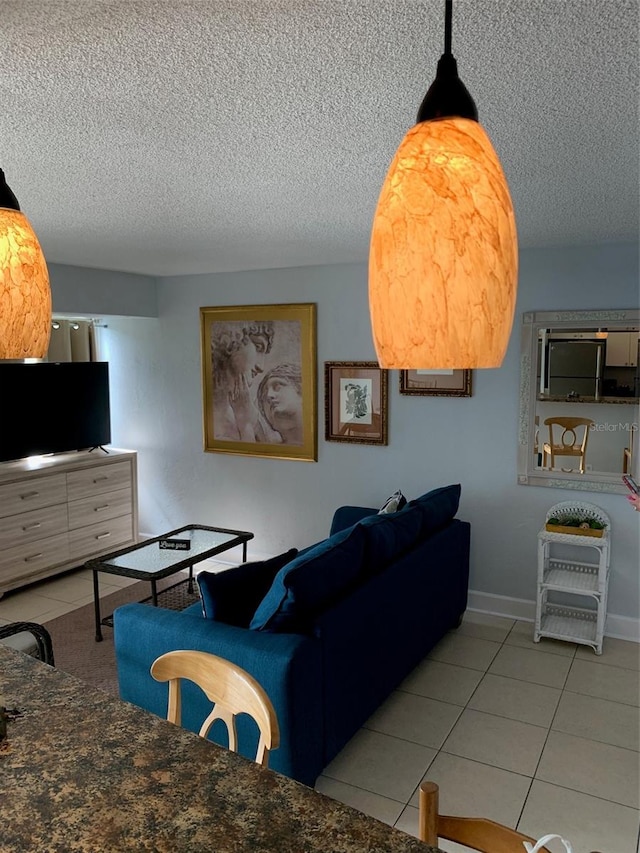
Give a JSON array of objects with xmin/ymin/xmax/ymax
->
[
  {"xmin": 537, "ymin": 394, "xmax": 639, "ymax": 404},
  {"xmin": 0, "ymin": 646, "xmax": 440, "ymax": 853}
]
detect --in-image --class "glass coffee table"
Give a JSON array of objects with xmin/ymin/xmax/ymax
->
[{"xmin": 86, "ymin": 524, "xmax": 253, "ymax": 641}]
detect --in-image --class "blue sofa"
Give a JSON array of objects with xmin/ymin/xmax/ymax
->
[{"xmin": 114, "ymin": 485, "xmax": 470, "ymax": 787}]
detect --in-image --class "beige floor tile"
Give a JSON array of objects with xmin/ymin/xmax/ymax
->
[
  {"xmin": 506, "ymin": 620, "xmax": 577, "ymax": 657},
  {"xmin": 400, "ymin": 660, "xmax": 483, "ymax": 707},
  {"xmin": 0, "ymin": 591, "xmax": 67, "ymax": 622},
  {"xmin": 565, "ymin": 658, "xmax": 640, "ymax": 707},
  {"xmin": 488, "ymin": 644, "xmax": 572, "ymax": 689},
  {"xmin": 427, "ymin": 633, "xmax": 501, "ymax": 672},
  {"xmin": 30, "ymin": 575, "xmax": 96, "ymax": 604},
  {"xmin": 553, "ymin": 691, "xmax": 640, "ymax": 751},
  {"xmin": 38, "ymin": 600, "xmax": 85, "ymax": 623},
  {"xmin": 537, "ymin": 730, "xmax": 640, "ymax": 809},
  {"xmin": 314, "ymin": 776, "xmax": 404, "ymax": 826},
  {"xmin": 95, "ymin": 573, "xmax": 139, "ymax": 588},
  {"xmin": 575, "ymin": 636, "xmax": 640, "ymax": 671},
  {"xmin": 441, "ymin": 709, "xmax": 548, "ymax": 776},
  {"xmin": 519, "ymin": 780, "xmax": 640, "ymax": 853},
  {"xmin": 394, "ymin": 807, "xmax": 471, "ymax": 852},
  {"xmin": 408, "ymin": 753, "xmax": 531, "ymax": 826},
  {"xmin": 0, "ymin": 617, "xmax": 10, "ymax": 626},
  {"xmin": 364, "ymin": 691, "xmax": 462, "ymax": 749},
  {"xmin": 468, "ymin": 673, "xmax": 561, "ymax": 728},
  {"xmin": 322, "ymin": 729, "xmax": 436, "ymax": 803},
  {"xmin": 456, "ymin": 611, "xmax": 515, "ymax": 643}
]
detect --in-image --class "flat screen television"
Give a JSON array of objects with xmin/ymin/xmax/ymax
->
[{"xmin": 0, "ymin": 362, "xmax": 111, "ymax": 463}]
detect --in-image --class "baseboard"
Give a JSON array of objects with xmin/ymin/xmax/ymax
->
[{"xmin": 467, "ymin": 589, "xmax": 640, "ymax": 643}]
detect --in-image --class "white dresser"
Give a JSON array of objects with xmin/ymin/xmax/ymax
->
[{"xmin": 0, "ymin": 449, "xmax": 138, "ymax": 597}]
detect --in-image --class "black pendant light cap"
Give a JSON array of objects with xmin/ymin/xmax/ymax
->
[
  {"xmin": 0, "ymin": 169, "xmax": 21, "ymax": 211},
  {"xmin": 417, "ymin": 53, "xmax": 478, "ymax": 123}
]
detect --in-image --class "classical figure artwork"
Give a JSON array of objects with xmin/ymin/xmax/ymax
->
[
  {"xmin": 325, "ymin": 361, "xmax": 388, "ymax": 445},
  {"xmin": 200, "ymin": 304, "xmax": 317, "ymax": 461}
]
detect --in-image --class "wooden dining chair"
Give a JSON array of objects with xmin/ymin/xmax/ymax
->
[
  {"xmin": 150, "ymin": 650, "xmax": 280, "ymax": 767},
  {"xmin": 543, "ymin": 416, "xmax": 594, "ymax": 473},
  {"xmin": 418, "ymin": 782, "xmax": 552, "ymax": 852}
]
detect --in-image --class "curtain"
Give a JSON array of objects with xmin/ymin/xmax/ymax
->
[{"xmin": 46, "ymin": 319, "xmax": 97, "ymax": 362}]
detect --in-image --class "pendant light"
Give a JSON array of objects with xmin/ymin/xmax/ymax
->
[
  {"xmin": 369, "ymin": 0, "xmax": 518, "ymax": 369},
  {"xmin": 0, "ymin": 169, "xmax": 51, "ymax": 359}
]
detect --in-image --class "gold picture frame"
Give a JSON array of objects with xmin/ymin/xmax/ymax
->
[
  {"xmin": 399, "ymin": 369, "xmax": 472, "ymax": 397},
  {"xmin": 325, "ymin": 361, "xmax": 388, "ymax": 445},
  {"xmin": 200, "ymin": 303, "xmax": 317, "ymax": 461}
]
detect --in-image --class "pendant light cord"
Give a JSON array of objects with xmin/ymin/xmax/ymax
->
[{"xmin": 444, "ymin": 0, "xmax": 452, "ymax": 55}]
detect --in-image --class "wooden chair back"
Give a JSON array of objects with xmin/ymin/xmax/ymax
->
[
  {"xmin": 150, "ymin": 650, "xmax": 280, "ymax": 767},
  {"xmin": 418, "ymin": 782, "xmax": 552, "ymax": 853},
  {"xmin": 543, "ymin": 416, "xmax": 594, "ymax": 473}
]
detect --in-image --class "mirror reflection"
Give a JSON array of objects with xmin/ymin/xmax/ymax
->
[{"xmin": 519, "ymin": 311, "xmax": 639, "ymax": 492}]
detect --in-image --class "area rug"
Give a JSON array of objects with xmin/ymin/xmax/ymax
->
[{"xmin": 42, "ymin": 573, "xmax": 199, "ymax": 695}]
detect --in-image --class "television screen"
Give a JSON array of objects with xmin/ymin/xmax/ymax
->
[{"xmin": 0, "ymin": 362, "xmax": 111, "ymax": 463}]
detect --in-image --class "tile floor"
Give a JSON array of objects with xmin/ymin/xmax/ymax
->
[{"xmin": 1, "ymin": 568, "xmax": 639, "ymax": 853}]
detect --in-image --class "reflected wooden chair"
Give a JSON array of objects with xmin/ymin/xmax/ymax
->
[
  {"xmin": 150, "ymin": 650, "xmax": 280, "ymax": 767},
  {"xmin": 418, "ymin": 781, "xmax": 552, "ymax": 852},
  {"xmin": 543, "ymin": 416, "xmax": 594, "ymax": 473}
]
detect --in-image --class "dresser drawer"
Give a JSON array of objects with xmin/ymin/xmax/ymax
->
[
  {"xmin": 67, "ymin": 461, "xmax": 132, "ymax": 501},
  {"xmin": 0, "ymin": 504, "xmax": 69, "ymax": 551},
  {"xmin": 0, "ymin": 532, "xmax": 70, "ymax": 583},
  {"xmin": 68, "ymin": 514, "xmax": 133, "ymax": 561},
  {"xmin": 0, "ymin": 473, "xmax": 67, "ymax": 519},
  {"xmin": 67, "ymin": 487, "xmax": 132, "ymax": 531}
]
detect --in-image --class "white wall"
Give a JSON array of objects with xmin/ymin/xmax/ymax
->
[{"xmin": 57, "ymin": 242, "xmax": 640, "ymax": 634}]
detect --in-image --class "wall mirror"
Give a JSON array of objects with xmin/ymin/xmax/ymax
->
[{"xmin": 518, "ymin": 309, "xmax": 639, "ymax": 493}]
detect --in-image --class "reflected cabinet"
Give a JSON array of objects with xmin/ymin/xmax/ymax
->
[{"xmin": 518, "ymin": 310, "xmax": 640, "ymax": 493}]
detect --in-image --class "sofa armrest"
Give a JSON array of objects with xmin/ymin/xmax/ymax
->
[
  {"xmin": 329, "ymin": 505, "xmax": 377, "ymax": 536},
  {"xmin": 113, "ymin": 603, "xmax": 323, "ymax": 786}
]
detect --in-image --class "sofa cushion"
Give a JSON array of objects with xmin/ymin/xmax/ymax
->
[
  {"xmin": 378, "ymin": 489, "xmax": 407, "ymax": 514},
  {"xmin": 408, "ymin": 484, "xmax": 461, "ymax": 534},
  {"xmin": 197, "ymin": 548, "xmax": 298, "ymax": 626},
  {"xmin": 250, "ymin": 524, "xmax": 366, "ymax": 633},
  {"xmin": 329, "ymin": 505, "xmax": 377, "ymax": 537},
  {"xmin": 359, "ymin": 505, "xmax": 424, "ymax": 574}
]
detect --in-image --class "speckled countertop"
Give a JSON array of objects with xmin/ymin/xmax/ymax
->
[
  {"xmin": 537, "ymin": 394, "xmax": 639, "ymax": 404},
  {"xmin": 0, "ymin": 646, "xmax": 440, "ymax": 853}
]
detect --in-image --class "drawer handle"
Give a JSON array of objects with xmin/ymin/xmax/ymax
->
[
  {"xmin": 93, "ymin": 476, "xmax": 109, "ymax": 483},
  {"xmin": 24, "ymin": 553, "xmax": 44, "ymax": 562},
  {"xmin": 94, "ymin": 504, "xmax": 110, "ymax": 512},
  {"xmin": 22, "ymin": 522, "xmax": 42, "ymax": 531},
  {"xmin": 96, "ymin": 532, "xmax": 111, "ymax": 540},
  {"xmin": 20, "ymin": 491, "xmax": 40, "ymax": 500}
]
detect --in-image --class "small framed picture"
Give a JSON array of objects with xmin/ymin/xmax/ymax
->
[
  {"xmin": 399, "ymin": 369, "xmax": 472, "ymax": 397},
  {"xmin": 325, "ymin": 361, "xmax": 388, "ymax": 445}
]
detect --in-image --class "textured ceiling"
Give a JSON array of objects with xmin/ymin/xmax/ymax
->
[{"xmin": 1, "ymin": 0, "xmax": 638, "ymax": 277}]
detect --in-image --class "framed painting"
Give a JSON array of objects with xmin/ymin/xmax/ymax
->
[
  {"xmin": 325, "ymin": 361, "xmax": 388, "ymax": 445},
  {"xmin": 200, "ymin": 303, "xmax": 317, "ymax": 461},
  {"xmin": 399, "ymin": 369, "xmax": 472, "ymax": 397}
]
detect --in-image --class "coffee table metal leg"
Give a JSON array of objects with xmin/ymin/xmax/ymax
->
[
  {"xmin": 151, "ymin": 579, "xmax": 158, "ymax": 606},
  {"xmin": 93, "ymin": 570, "xmax": 103, "ymax": 642},
  {"xmin": 187, "ymin": 563, "xmax": 194, "ymax": 594},
  {"xmin": 242, "ymin": 542, "xmax": 247, "ymax": 563}
]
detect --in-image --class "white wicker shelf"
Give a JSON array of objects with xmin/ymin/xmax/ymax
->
[
  {"xmin": 539, "ymin": 605, "xmax": 598, "ymax": 645},
  {"xmin": 536, "ymin": 502, "xmax": 611, "ymax": 655}
]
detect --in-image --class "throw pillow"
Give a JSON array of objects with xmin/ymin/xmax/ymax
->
[
  {"xmin": 408, "ymin": 484, "xmax": 461, "ymax": 534},
  {"xmin": 197, "ymin": 548, "xmax": 299, "ymax": 626},
  {"xmin": 378, "ymin": 489, "xmax": 407, "ymax": 514},
  {"xmin": 360, "ymin": 505, "xmax": 424, "ymax": 574},
  {"xmin": 250, "ymin": 523, "xmax": 366, "ymax": 633}
]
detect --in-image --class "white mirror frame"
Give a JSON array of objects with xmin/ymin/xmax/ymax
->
[{"xmin": 518, "ymin": 309, "xmax": 639, "ymax": 493}]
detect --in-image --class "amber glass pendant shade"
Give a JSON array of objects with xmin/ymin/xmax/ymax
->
[
  {"xmin": 369, "ymin": 116, "xmax": 518, "ymax": 369},
  {"xmin": 0, "ymin": 206, "xmax": 51, "ymax": 359}
]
